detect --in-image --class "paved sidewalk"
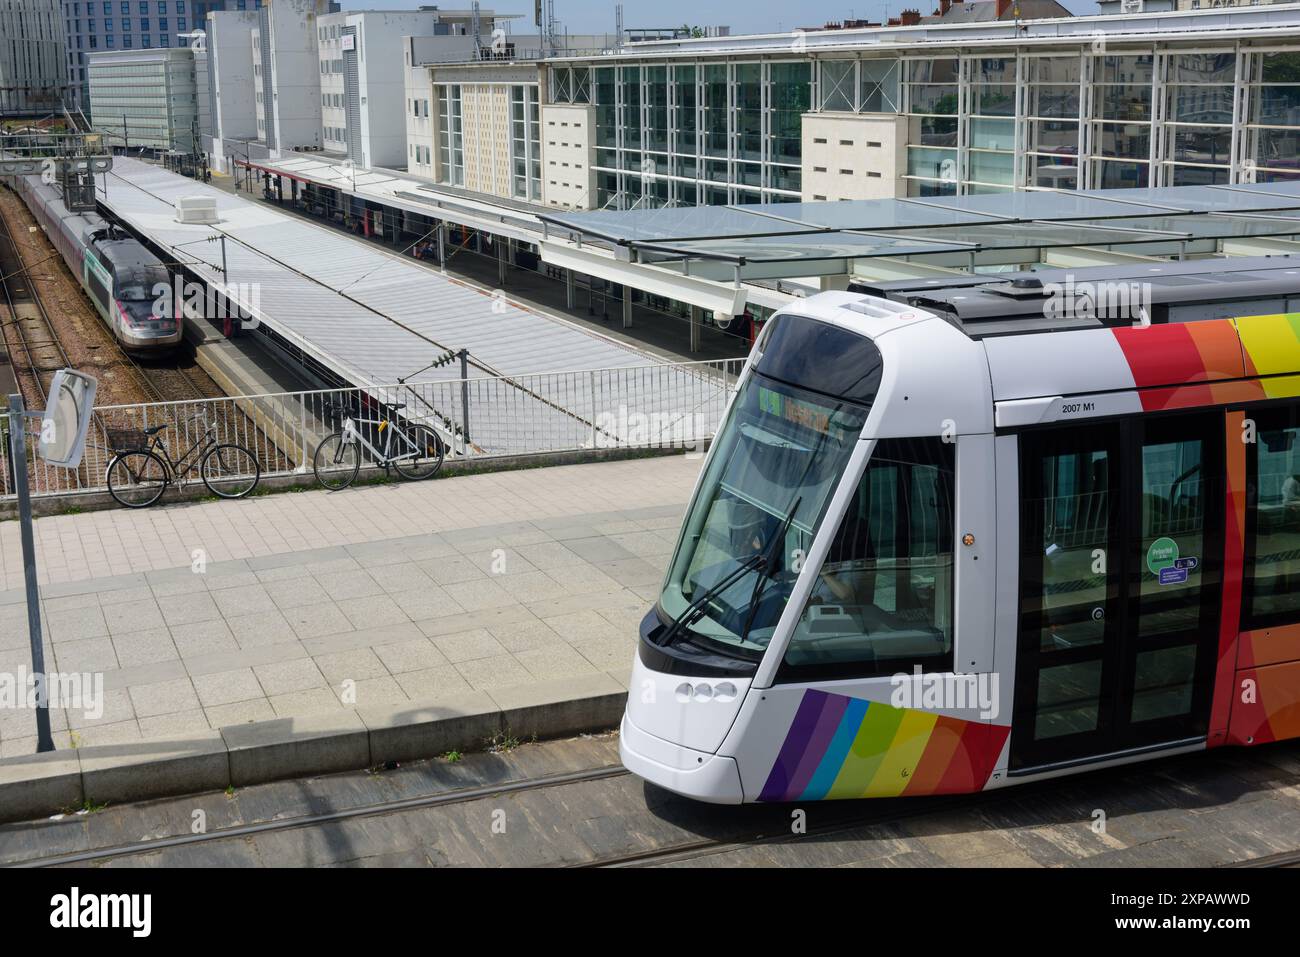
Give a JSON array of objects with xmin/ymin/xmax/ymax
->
[{"xmin": 0, "ymin": 455, "xmax": 700, "ymax": 757}]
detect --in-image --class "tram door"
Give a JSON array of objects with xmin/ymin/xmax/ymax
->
[{"xmin": 1009, "ymin": 411, "xmax": 1225, "ymax": 770}]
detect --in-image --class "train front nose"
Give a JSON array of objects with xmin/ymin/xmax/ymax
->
[{"xmin": 619, "ymin": 631, "xmax": 749, "ymax": 804}]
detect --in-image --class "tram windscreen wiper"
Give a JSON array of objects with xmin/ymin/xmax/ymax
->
[
  {"xmin": 654, "ymin": 551, "xmax": 765, "ymax": 647},
  {"xmin": 736, "ymin": 497, "xmax": 801, "ymax": 646},
  {"xmin": 655, "ymin": 498, "xmax": 801, "ymax": 649}
]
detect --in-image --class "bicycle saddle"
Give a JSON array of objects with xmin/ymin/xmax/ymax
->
[{"xmin": 144, "ymin": 425, "xmax": 168, "ymax": 435}]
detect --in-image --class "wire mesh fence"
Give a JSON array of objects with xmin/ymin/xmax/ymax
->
[{"xmin": 0, "ymin": 357, "xmax": 743, "ymax": 501}]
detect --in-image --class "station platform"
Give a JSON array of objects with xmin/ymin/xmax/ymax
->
[
  {"xmin": 204, "ymin": 167, "xmax": 751, "ymax": 367},
  {"xmin": 0, "ymin": 453, "xmax": 700, "ymax": 759},
  {"xmin": 99, "ymin": 158, "xmax": 735, "ymax": 455}
]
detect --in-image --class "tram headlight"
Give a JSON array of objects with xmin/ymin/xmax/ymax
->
[{"xmin": 673, "ymin": 681, "xmax": 739, "ymax": 703}]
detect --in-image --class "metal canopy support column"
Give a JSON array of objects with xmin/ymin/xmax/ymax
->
[
  {"xmin": 497, "ymin": 239, "xmax": 507, "ymax": 285},
  {"xmin": 565, "ymin": 268, "xmax": 575, "ymax": 309},
  {"xmin": 689, "ymin": 304, "xmax": 702, "ymax": 354},
  {"xmin": 622, "ymin": 287, "xmax": 633, "ymax": 328}
]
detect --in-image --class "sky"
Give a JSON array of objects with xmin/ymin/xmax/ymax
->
[{"xmin": 338, "ymin": 0, "xmax": 1103, "ymax": 36}]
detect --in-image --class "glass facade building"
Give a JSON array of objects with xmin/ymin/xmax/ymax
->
[
  {"xmin": 548, "ymin": 61, "xmax": 812, "ymax": 208},
  {"xmin": 86, "ymin": 46, "xmax": 198, "ymax": 150},
  {"xmin": 490, "ymin": 13, "xmax": 1300, "ymax": 210}
]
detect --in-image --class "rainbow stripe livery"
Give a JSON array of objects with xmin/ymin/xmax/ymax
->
[{"xmin": 759, "ymin": 690, "xmax": 1010, "ymax": 802}]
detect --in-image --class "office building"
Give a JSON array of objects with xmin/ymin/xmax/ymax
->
[
  {"xmin": 62, "ymin": 1, "xmax": 256, "ymax": 109},
  {"xmin": 1, "ymin": 0, "xmax": 66, "ymax": 115},
  {"xmin": 402, "ymin": 3, "xmax": 1300, "ymax": 211},
  {"xmin": 318, "ymin": 8, "xmax": 511, "ymax": 169}
]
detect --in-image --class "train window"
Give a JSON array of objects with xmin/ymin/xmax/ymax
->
[
  {"xmin": 1243, "ymin": 403, "xmax": 1300, "ymax": 629},
  {"xmin": 779, "ymin": 437, "xmax": 956, "ymax": 680}
]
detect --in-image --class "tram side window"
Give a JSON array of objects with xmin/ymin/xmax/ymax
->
[
  {"xmin": 1245, "ymin": 404, "xmax": 1300, "ymax": 628},
  {"xmin": 781, "ymin": 437, "xmax": 955, "ymax": 679}
]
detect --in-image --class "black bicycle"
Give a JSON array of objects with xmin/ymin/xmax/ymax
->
[{"xmin": 106, "ymin": 412, "xmax": 261, "ymax": 508}]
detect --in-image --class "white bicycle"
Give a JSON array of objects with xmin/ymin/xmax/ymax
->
[{"xmin": 312, "ymin": 400, "xmax": 445, "ymax": 491}]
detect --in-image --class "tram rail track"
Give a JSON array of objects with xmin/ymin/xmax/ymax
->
[
  {"xmin": 6, "ymin": 765, "xmax": 631, "ymax": 868},
  {"xmin": 5, "ymin": 733, "xmax": 1300, "ymax": 869}
]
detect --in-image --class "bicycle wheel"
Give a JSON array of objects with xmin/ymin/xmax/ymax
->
[
  {"xmin": 392, "ymin": 425, "xmax": 445, "ymax": 481},
  {"xmin": 107, "ymin": 451, "xmax": 169, "ymax": 508},
  {"xmin": 313, "ymin": 432, "xmax": 360, "ymax": 490},
  {"xmin": 201, "ymin": 443, "xmax": 261, "ymax": 499}
]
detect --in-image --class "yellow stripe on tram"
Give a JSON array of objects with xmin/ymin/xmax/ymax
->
[
  {"xmin": 865, "ymin": 708, "xmax": 939, "ymax": 798},
  {"xmin": 1234, "ymin": 314, "xmax": 1300, "ymax": 378}
]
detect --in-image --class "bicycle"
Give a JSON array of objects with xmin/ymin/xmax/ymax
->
[
  {"xmin": 312, "ymin": 400, "xmax": 445, "ymax": 491},
  {"xmin": 105, "ymin": 412, "xmax": 261, "ymax": 508}
]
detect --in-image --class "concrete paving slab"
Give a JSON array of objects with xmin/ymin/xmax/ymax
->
[{"xmin": 0, "ymin": 456, "xmax": 701, "ymax": 814}]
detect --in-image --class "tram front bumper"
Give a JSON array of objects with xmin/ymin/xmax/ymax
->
[{"xmin": 619, "ymin": 712, "xmax": 745, "ymax": 805}]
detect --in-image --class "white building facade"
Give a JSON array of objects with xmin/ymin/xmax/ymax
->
[
  {"xmin": 250, "ymin": 0, "xmax": 330, "ymax": 152},
  {"xmin": 202, "ymin": 9, "xmax": 259, "ymax": 170},
  {"xmin": 316, "ymin": 8, "xmax": 507, "ymax": 170}
]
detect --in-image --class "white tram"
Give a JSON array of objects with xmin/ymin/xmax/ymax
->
[{"xmin": 621, "ymin": 258, "xmax": 1300, "ymax": 803}]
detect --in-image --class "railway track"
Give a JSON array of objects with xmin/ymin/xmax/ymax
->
[
  {"xmin": 8, "ymin": 765, "xmax": 632, "ymax": 868},
  {"xmin": 0, "ymin": 200, "xmax": 74, "ymax": 404}
]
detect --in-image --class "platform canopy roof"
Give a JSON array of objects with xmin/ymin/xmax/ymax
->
[{"xmin": 536, "ymin": 182, "xmax": 1300, "ymax": 281}]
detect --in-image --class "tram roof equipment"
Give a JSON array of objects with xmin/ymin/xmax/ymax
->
[{"xmin": 857, "ymin": 257, "xmax": 1300, "ymax": 338}]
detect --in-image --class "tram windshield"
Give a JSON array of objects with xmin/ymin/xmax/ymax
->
[{"xmin": 658, "ymin": 315, "xmax": 883, "ymax": 658}]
